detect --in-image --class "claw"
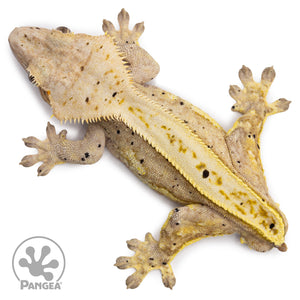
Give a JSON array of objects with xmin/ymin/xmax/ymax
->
[
  {"xmin": 46, "ymin": 122, "xmax": 57, "ymax": 142},
  {"xmin": 267, "ymin": 98, "xmax": 291, "ymax": 116},
  {"xmin": 102, "ymin": 19, "xmax": 115, "ymax": 35},
  {"xmin": 22, "ymin": 136, "xmax": 41, "ymax": 148},
  {"xmin": 239, "ymin": 65, "xmax": 253, "ymax": 86},
  {"xmin": 20, "ymin": 154, "xmax": 39, "ymax": 167},
  {"xmin": 126, "ymin": 271, "xmax": 146, "ymax": 289},
  {"xmin": 161, "ymin": 264, "xmax": 176, "ymax": 289},
  {"xmin": 132, "ymin": 22, "xmax": 145, "ymax": 40},
  {"xmin": 114, "ymin": 256, "xmax": 133, "ymax": 269},
  {"xmin": 229, "ymin": 85, "xmax": 243, "ymax": 102},
  {"xmin": 261, "ymin": 66, "xmax": 276, "ymax": 88},
  {"xmin": 118, "ymin": 8, "xmax": 130, "ymax": 30},
  {"xmin": 126, "ymin": 238, "xmax": 140, "ymax": 251},
  {"xmin": 37, "ymin": 162, "xmax": 53, "ymax": 176}
]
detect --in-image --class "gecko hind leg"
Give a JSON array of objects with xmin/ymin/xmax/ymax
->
[
  {"xmin": 102, "ymin": 9, "xmax": 160, "ymax": 84},
  {"xmin": 226, "ymin": 66, "xmax": 290, "ymax": 237},
  {"xmin": 115, "ymin": 204, "xmax": 235, "ymax": 289},
  {"xmin": 226, "ymin": 66, "xmax": 291, "ymax": 197},
  {"xmin": 20, "ymin": 122, "xmax": 105, "ymax": 176}
]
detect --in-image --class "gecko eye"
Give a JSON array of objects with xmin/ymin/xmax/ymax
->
[{"xmin": 56, "ymin": 26, "xmax": 71, "ymax": 34}]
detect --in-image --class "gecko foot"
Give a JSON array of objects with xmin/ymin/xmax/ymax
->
[
  {"xmin": 229, "ymin": 66, "xmax": 291, "ymax": 116},
  {"xmin": 115, "ymin": 233, "xmax": 176, "ymax": 289},
  {"xmin": 20, "ymin": 122, "xmax": 105, "ymax": 176},
  {"xmin": 102, "ymin": 8, "xmax": 144, "ymax": 44},
  {"xmin": 102, "ymin": 9, "xmax": 159, "ymax": 84}
]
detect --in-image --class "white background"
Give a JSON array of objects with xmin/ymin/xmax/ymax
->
[{"xmin": 1, "ymin": 0, "xmax": 299, "ymax": 299}]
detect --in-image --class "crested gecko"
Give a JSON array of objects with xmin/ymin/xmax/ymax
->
[{"xmin": 9, "ymin": 9, "xmax": 290, "ymax": 289}]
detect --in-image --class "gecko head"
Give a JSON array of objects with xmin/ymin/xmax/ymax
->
[
  {"xmin": 9, "ymin": 26, "xmax": 96, "ymax": 91},
  {"xmin": 9, "ymin": 25, "xmax": 137, "ymax": 122}
]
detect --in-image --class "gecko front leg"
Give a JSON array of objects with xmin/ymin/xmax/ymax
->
[
  {"xmin": 115, "ymin": 204, "xmax": 235, "ymax": 289},
  {"xmin": 103, "ymin": 8, "xmax": 160, "ymax": 84},
  {"xmin": 20, "ymin": 122, "xmax": 105, "ymax": 176}
]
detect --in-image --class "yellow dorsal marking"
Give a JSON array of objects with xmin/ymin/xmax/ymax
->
[{"xmin": 46, "ymin": 34, "xmax": 284, "ymax": 246}]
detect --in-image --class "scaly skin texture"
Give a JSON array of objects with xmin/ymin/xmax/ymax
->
[{"xmin": 9, "ymin": 9, "xmax": 290, "ymax": 289}]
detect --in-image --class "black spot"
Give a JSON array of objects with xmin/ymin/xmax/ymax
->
[
  {"xmin": 152, "ymin": 94, "xmax": 155, "ymax": 96},
  {"xmin": 131, "ymin": 142, "xmax": 134, "ymax": 145},
  {"xmin": 112, "ymin": 92, "xmax": 117, "ymax": 97},
  {"xmin": 269, "ymin": 223, "xmax": 275, "ymax": 229},
  {"xmin": 117, "ymin": 130, "xmax": 120, "ymax": 134},
  {"xmin": 248, "ymin": 134, "xmax": 251, "ymax": 138},
  {"xmin": 81, "ymin": 157, "xmax": 85, "ymax": 161},
  {"xmin": 162, "ymin": 92, "xmax": 165, "ymax": 95},
  {"xmin": 64, "ymin": 158, "xmax": 67, "ymax": 161},
  {"xmin": 86, "ymin": 42, "xmax": 89, "ymax": 45},
  {"xmin": 257, "ymin": 144, "xmax": 260, "ymax": 150},
  {"xmin": 126, "ymin": 41, "xmax": 128, "ymax": 43},
  {"xmin": 131, "ymin": 132, "xmax": 134, "ymax": 135},
  {"xmin": 180, "ymin": 101, "xmax": 184, "ymax": 105},
  {"xmin": 174, "ymin": 208, "xmax": 179, "ymax": 212},
  {"xmin": 175, "ymin": 222, "xmax": 180, "ymax": 226},
  {"xmin": 222, "ymin": 224, "xmax": 226, "ymax": 226},
  {"xmin": 85, "ymin": 152, "xmax": 90, "ymax": 158},
  {"xmin": 237, "ymin": 160, "xmax": 240, "ymax": 164},
  {"xmin": 253, "ymin": 134, "xmax": 256, "ymax": 138},
  {"xmin": 149, "ymin": 257, "xmax": 154, "ymax": 260},
  {"xmin": 97, "ymin": 81, "xmax": 100, "ymax": 85},
  {"xmin": 173, "ymin": 243, "xmax": 176, "ymax": 246},
  {"xmin": 140, "ymin": 159, "xmax": 144, "ymax": 164},
  {"xmin": 98, "ymin": 144, "xmax": 102, "ymax": 148},
  {"xmin": 232, "ymin": 105, "xmax": 235, "ymax": 109},
  {"xmin": 80, "ymin": 66, "xmax": 84, "ymax": 71},
  {"xmin": 162, "ymin": 262, "xmax": 167, "ymax": 265},
  {"xmin": 202, "ymin": 169, "xmax": 209, "ymax": 178},
  {"xmin": 184, "ymin": 120, "xmax": 188, "ymax": 124},
  {"xmin": 240, "ymin": 202, "xmax": 243, "ymax": 205},
  {"xmin": 85, "ymin": 97, "xmax": 89, "ymax": 103}
]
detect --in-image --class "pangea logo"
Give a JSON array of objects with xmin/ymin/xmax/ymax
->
[{"xmin": 12, "ymin": 236, "xmax": 65, "ymax": 290}]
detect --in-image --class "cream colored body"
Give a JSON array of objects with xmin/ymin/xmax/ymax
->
[{"xmin": 9, "ymin": 9, "xmax": 290, "ymax": 289}]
